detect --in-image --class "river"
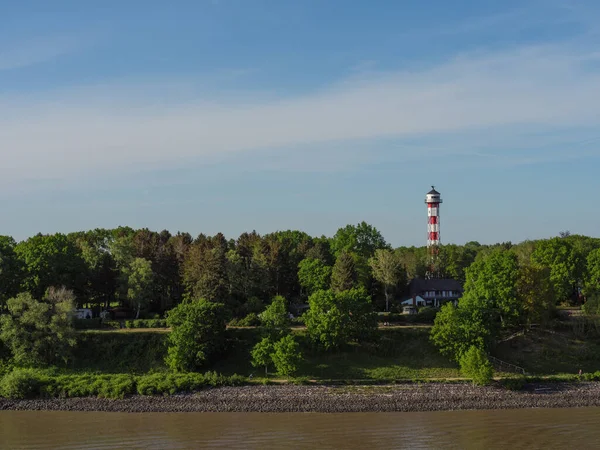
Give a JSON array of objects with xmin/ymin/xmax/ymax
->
[{"xmin": 1, "ymin": 407, "xmax": 598, "ymax": 449}]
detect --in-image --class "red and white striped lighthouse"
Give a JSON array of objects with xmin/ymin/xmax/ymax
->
[{"xmin": 425, "ymin": 186, "xmax": 442, "ymax": 278}]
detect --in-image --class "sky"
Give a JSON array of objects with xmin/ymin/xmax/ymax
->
[{"xmin": 1, "ymin": 0, "xmax": 599, "ymax": 247}]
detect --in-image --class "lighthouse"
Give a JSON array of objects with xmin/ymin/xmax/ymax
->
[{"xmin": 425, "ymin": 186, "xmax": 442, "ymax": 278}]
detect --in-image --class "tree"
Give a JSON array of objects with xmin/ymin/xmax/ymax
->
[
  {"xmin": 298, "ymin": 258, "xmax": 332, "ymax": 296},
  {"xmin": 461, "ymin": 249, "xmax": 521, "ymax": 327},
  {"xmin": 251, "ymin": 337, "xmax": 274, "ymax": 376},
  {"xmin": 459, "ymin": 346, "xmax": 494, "ymax": 386},
  {"xmin": 531, "ymin": 237, "xmax": 580, "ymax": 303},
  {"xmin": 330, "ymin": 222, "xmax": 389, "ymax": 260},
  {"xmin": 127, "ymin": 258, "xmax": 154, "ymax": 319},
  {"xmin": 271, "ymin": 335, "xmax": 302, "ymax": 377},
  {"xmin": 368, "ymin": 249, "xmax": 406, "ymax": 312},
  {"xmin": 517, "ymin": 265, "xmax": 555, "ymax": 326},
  {"xmin": 15, "ymin": 234, "xmax": 87, "ymax": 300},
  {"xmin": 585, "ymin": 248, "xmax": 600, "ymax": 296},
  {"xmin": 0, "ymin": 236, "xmax": 22, "ymax": 312},
  {"xmin": 0, "ymin": 288, "xmax": 77, "ymax": 367},
  {"xmin": 165, "ymin": 299, "xmax": 227, "ymax": 372},
  {"xmin": 430, "ymin": 302, "xmax": 494, "ymax": 362},
  {"xmin": 305, "ymin": 287, "xmax": 377, "ymax": 351},
  {"xmin": 259, "ymin": 295, "xmax": 289, "ymax": 337},
  {"xmin": 331, "ymin": 251, "xmax": 357, "ymax": 293}
]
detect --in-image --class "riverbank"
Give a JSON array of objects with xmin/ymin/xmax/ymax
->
[{"xmin": 3, "ymin": 382, "xmax": 600, "ymax": 413}]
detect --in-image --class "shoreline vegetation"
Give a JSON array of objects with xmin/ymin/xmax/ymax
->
[
  {"xmin": 3, "ymin": 227, "xmax": 600, "ymax": 413},
  {"xmin": 4, "ymin": 382, "xmax": 600, "ymax": 413}
]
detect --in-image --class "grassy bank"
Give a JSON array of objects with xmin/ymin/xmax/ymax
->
[{"xmin": 4, "ymin": 325, "xmax": 600, "ymax": 400}]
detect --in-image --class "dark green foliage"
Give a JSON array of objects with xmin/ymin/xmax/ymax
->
[
  {"xmin": 73, "ymin": 318, "xmax": 103, "ymax": 330},
  {"xmin": 124, "ymin": 319, "xmax": 168, "ymax": 329},
  {"xmin": 165, "ymin": 299, "xmax": 227, "ymax": 372},
  {"xmin": 0, "ymin": 289, "xmax": 77, "ymax": 367},
  {"xmin": 15, "ymin": 233, "xmax": 87, "ymax": 300},
  {"xmin": 298, "ymin": 258, "xmax": 332, "ymax": 296},
  {"xmin": 73, "ymin": 332, "xmax": 167, "ymax": 372},
  {"xmin": 0, "ymin": 368, "xmax": 45, "ymax": 399},
  {"xmin": 531, "ymin": 237, "xmax": 581, "ymax": 303},
  {"xmin": 305, "ymin": 288, "xmax": 378, "ymax": 351},
  {"xmin": 229, "ymin": 313, "xmax": 260, "ymax": 327},
  {"xmin": 0, "ymin": 236, "xmax": 23, "ymax": 312},
  {"xmin": 330, "ymin": 251, "xmax": 357, "ymax": 293}
]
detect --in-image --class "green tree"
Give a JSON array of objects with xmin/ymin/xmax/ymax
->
[
  {"xmin": 271, "ymin": 335, "xmax": 302, "ymax": 377},
  {"xmin": 459, "ymin": 345, "xmax": 494, "ymax": 386},
  {"xmin": 531, "ymin": 237, "xmax": 580, "ymax": 303},
  {"xmin": 330, "ymin": 222, "xmax": 389, "ymax": 260},
  {"xmin": 305, "ymin": 287, "xmax": 377, "ymax": 351},
  {"xmin": 165, "ymin": 299, "xmax": 227, "ymax": 372},
  {"xmin": 15, "ymin": 234, "xmax": 87, "ymax": 300},
  {"xmin": 0, "ymin": 236, "xmax": 22, "ymax": 312},
  {"xmin": 298, "ymin": 258, "xmax": 332, "ymax": 296},
  {"xmin": 430, "ymin": 302, "xmax": 494, "ymax": 362},
  {"xmin": 368, "ymin": 249, "xmax": 406, "ymax": 312},
  {"xmin": 251, "ymin": 337, "xmax": 274, "ymax": 376},
  {"xmin": 331, "ymin": 251, "xmax": 357, "ymax": 293},
  {"xmin": 461, "ymin": 249, "xmax": 521, "ymax": 327},
  {"xmin": 0, "ymin": 288, "xmax": 77, "ymax": 367},
  {"xmin": 127, "ymin": 258, "xmax": 154, "ymax": 319},
  {"xmin": 259, "ymin": 295, "xmax": 289, "ymax": 337},
  {"xmin": 517, "ymin": 265, "xmax": 555, "ymax": 326},
  {"xmin": 585, "ymin": 248, "xmax": 600, "ymax": 296}
]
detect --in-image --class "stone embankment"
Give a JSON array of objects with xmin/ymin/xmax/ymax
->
[{"xmin": 2, "ymin": 383, "xmax": 600, "ymax": 413}]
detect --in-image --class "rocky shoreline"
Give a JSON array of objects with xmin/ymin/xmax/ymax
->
[{"xmin": 2, "ymin": 383, "xmax": 600, "ymax": 413}]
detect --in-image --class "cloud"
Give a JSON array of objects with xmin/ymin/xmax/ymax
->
[
  {"xmin": 1, "ymin": 42, "xmax": 600, "ymax": 185},
  {"xmin": 0, "ymin": 36, "xmax": 80, "ymax": 72}
]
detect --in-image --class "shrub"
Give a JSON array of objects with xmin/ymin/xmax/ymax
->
[
  {"xmin": 73, "ymin": 318, "xmax": 103, "ymax": 330},
  {"xmin": 0, "ymin": 368, "xmax": 45, "ymax": 399},
  {"xmin": 136, "ymin": 372, "xmax": 207, "ymax": 396},
  {"xmin": 124, "ymin": 319, "xmax": 168, "ymax": 329},
  {"xmin": 459, "ymin": 346, "xmax": 494, "ymax": 386},
  {"xmin": 416, "ymin": 307, "xmax": 438, "ymax": 323},
  {"xmin": 229, "ymin": 313, "xmax": 260, "ymax": 327}
]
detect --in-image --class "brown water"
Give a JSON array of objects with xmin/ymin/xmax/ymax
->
[{"xmin": 1, "ymin": 408, "xmax": 599, "ymax": 449}]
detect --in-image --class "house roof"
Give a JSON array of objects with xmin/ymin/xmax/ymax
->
[
  {"xmin": 427, "ymin": 187, "xmax": 440, "ymax": 195},
  {"xmin": 409, "ymin": 278, "xmax": 463, "ymax": 294}
]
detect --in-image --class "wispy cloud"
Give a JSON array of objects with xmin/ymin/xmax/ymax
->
[
  {"xmin": 0, "ymin": 36, "xmax": 80, "ymax": 72},
  {"xmin": 1, "ymin": 40, "xmax": 599, "ymax": 185}
]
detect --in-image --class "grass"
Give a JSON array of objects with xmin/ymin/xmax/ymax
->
[
  {"xmin": 211, "ymin": 327, "xmax": 461, "ymax": 381},
  {"xmin": 494, "ymin": 328, "xmax": 600, "ymax": 375}
]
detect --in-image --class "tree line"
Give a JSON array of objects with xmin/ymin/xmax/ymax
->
[{"xmin": 1, "ymin": 226, "xmax": 599, "ymax": 318}]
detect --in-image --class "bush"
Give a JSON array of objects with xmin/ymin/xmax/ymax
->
[
  {"xmin": 0, "ymin": 368, "xmax": 46, "ymax": 399},
  {"xmin": 124, "ymin": 319, "xmax": 168, "ymax": 329},
  {"xmin": 416, "ymin": 307, "xmax": 438, "ymax": 323},
  {"xmin": 42, "ymin": 374, "xmax": 136, "ymax": 399},
  {"xmin": 460, "ymin": 346, "xmax": 494, "ymax": 386},
  {"xmin": 136, "ymin": 372, "xmax": 207, "ymax": 396},
  {"xmin": 229, "ymin": 313, "xmax": 260, "ymax": 327},
  {"xmin": 73, "ymin": 318, "xmax": 103, "ymax": 330}
]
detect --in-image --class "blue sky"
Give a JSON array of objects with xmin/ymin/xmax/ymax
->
[{"xmin": 1, "ymin": 0, "xmax": 599, "ymax": 246}]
